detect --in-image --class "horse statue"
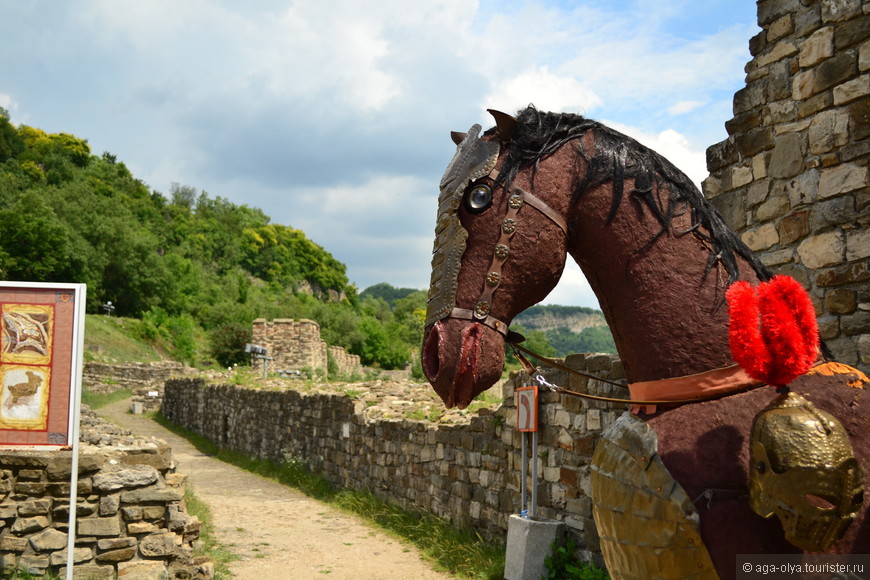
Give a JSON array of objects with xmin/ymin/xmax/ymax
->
[{"xmin": 421, "ymin": 106, "xmax": 868, "ymax": 580}]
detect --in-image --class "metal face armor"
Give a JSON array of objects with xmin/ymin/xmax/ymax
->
[
  {"xmin": 425, "ymin": 124, "xmax": 500, "ymax": 329},
  {"xmin": 748, "ymin": 391, "xmax": 865, "ymax": 552}
]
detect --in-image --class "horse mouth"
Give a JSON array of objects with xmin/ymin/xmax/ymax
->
[{"xmin": 423, "ymin": 321, "xmax": 483, "ymax": 409}]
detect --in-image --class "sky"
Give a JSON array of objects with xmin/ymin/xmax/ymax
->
[{"xmin": 0, "ymin": 0, "xmax": 759, "ymax": 310}]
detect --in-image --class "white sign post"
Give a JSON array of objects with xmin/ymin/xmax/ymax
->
[{"xmin": 0, "ymin": 282, "xmax": 86, "ymax": 580}]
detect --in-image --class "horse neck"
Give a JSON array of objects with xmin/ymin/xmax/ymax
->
[{"xmin": 565, "ymin": 178, "xmax": 763, "ymax": 383}]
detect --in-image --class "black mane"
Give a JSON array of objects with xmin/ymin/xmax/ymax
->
[{"xmin": 488, "ymin": 105, "xmax": 771, "ymax": 286}]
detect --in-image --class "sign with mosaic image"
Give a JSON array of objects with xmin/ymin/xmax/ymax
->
[{"xmin": 0, "ymin": 283, "xmax": 85, "ymax": 447}]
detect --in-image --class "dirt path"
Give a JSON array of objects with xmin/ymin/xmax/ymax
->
[{"xmin": 97, "ymin": 399, "xmax": 455, "ymax": 580}]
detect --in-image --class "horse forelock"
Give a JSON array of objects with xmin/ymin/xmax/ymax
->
[{"xmin": 491, "ymin": 105, "xmax": 772, "ymax": 287}]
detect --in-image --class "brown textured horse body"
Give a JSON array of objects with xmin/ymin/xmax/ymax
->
[{"xmin": 421, "ymin": 107, "xmax": 868, "ymax": 578}]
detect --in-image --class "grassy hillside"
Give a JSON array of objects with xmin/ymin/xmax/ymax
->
[{"xmin": 84, "ymin": 315, "xmax": 172, "ymax": 364}]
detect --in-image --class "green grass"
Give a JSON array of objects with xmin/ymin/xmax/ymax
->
[
  {"xmin": 153, "ymin": 413, "xmax": 505, "ymax": 579},
  {"xmin": 183, "ymin": 486, "xmax": 238, "ymax": 579},
  {"xmin": 84, "ymin": 315, "xmax": 165, "ymax": 363},
  {"xmin": 81, "ymin": 387, "xmax": 133, "ymax": 410}
]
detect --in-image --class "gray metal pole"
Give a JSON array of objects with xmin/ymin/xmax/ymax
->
[
  {"xmin": 520, "ymin": 431, "xmax": 528, "ymax": 515},
  {"xmin": 531, "ymin": 429, "xmax": 538, "ymax": 519}
]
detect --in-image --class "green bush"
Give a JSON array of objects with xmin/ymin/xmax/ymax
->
[{"xmin": 544, "ymin": 537, "xmax": 610, "ymax": 580}]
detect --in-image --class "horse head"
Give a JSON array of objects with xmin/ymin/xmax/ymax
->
[{"xmin": 421, "ymin": 110, "xmax": 571, "ymax": 409}]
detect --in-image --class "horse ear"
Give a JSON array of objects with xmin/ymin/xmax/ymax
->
[
  {"xmin": 488, "ymin": 109, "xmax": 517, "ymax": 142},
  {"xmin": 450, "ymin": 131, "xmax": 466, "ymax": 145}
]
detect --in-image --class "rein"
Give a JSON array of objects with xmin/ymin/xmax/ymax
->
[{"xmin": 507, "ymin": 340, "xmax": 766, "ymax": 411}]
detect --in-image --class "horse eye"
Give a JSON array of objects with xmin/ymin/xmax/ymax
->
[{"xmin": 465, "ymin": 184, "xmax": 492, "ymax": 214}]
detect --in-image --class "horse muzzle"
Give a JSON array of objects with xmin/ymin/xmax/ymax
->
[{"xmin": 422, "ymin": 319, "xmax": 505, "ymax": 409}]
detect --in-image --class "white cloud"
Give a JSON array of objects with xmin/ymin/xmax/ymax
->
[
  {"xmin": 484, "ymin": 66, "xmax": 602, "ymax": 115},
  {"xmin": 541, "ymin": 261, "xmax": 601, "ymax": 310},
  {"xmin": 668, "ymin": 100, "xmax": 706, "ymax": 115}
]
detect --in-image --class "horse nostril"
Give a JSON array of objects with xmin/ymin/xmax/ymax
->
[{"xmin": 423, "ymin": 325, "xmax": 442, "ymax": 380}]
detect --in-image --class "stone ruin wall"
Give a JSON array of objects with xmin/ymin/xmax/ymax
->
[
  {"xmin": 251, "ymin": 318, "xmax": 362, "ymax": 378},
  {"xmin": 328, "ymin": 345, "xmax": 364, "ymax": 377},
  {"xmin": 0, "ymin": 408, "xmax": 210, "ymax": 579},
  {"xmin": 83, "ymin": 361, "xmax": 191, "ymax": 413},
  {"xmin": 162, "ymin": 353, "xmax": 628, "ymax": 567},
  {"xmin": 703, "ymin": 0, "xmax": 869, "ymax": 373}
]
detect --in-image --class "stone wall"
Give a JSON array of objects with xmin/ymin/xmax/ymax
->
[
  {"xmin": 83, "ymin": 361, "xmax": 191, "ymax": 413},
  {"xmin": 0, "ymin": 408, "xmax": 210, "ymax": 579},
  {"xmin": 251, "ymin": 318, "xmax": 362, "ymax": 378},
  {"xmin": 703, "ymin": 0, "xmax": 869, "ymax": 372},
  {"xmin": 162, "ymin": 353, "xmax": 628, "ymax": 566}
]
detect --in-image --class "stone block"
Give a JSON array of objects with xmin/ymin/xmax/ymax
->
[
  {"xmin": 826, "ymin": 336, "xmax": 859, "ymax": 365},
  {"xmin": 826, "ymin": 289, "xmax": 858, "ymax": 314},
  {"xmin": 756, "ymin": 40, "xmax": 798, "ymax": 68},
  {"xmin": 799, "ymin": 26, "xmax": 835, "ymax": 67},
  {"xmin": 18, "ymin": 498, "xmax": 52, "ymax": 516},
  {"xmin": 769, "ymin": 133, "xmax": 804, "ymax": 178},
  {"xmin": 732, "ymin": 165, "xmax": 754, "ymax": 188},
  {"xmin": 118, "ymin": 447, "xmax": 173, "ymax": 471},
  {"xmin": 760, "ymin": 249, "xmax": 795, "ymax": 267},
  {"xmin": 779, "ymin": 210, "xmax": 810, "ymax": 244},
  {"xmin": 98, "ymin": 536, "xmax": 137, "ymax": 550},
  {"xmin": 59, "ymin": 564, "xmax": 116, "ymax": 580},
  {"xmin": 817, "ymin": 316, "xmax": 840, "ymax": 340},
  {"xmin": 834, "ymin": 75, "xmax": 869, "ymax": 105},
  {"xmin": 100, "ymin": 493, "xmax": 121, "ymax": 516},
  {"xmin": 816, "ymin": 52, "xmax": 858, "ymax": 94},
  {"xmin": 736, "ymin": 126, "xmax": 775, "ymax": 159},
  {"xmin": 846, "ymin": 227, "xmax": 870, "ymax": 261},
  {"xmin": 16, "ymin": 553, "xmax": 49, "ymax": 575},
  {"xmin": 842, "ymin": 311, "xmax": 870, "ymax": 335},
  {"xmin": 756, "ymin": 193, "xmax": 790, "ymax": 221},
  {"xmin": 11, "ymin": 515, "xmax": 49, "ymax": 534},
  {"xmin": 742, "ymin": 224, "xmax": 780, "ymax": 251},
  {"xmin": 819, "ymin": 163, "xmax": 868, "ymax": 197},
  {"xmin": 95, "ymin": 545, "xmax": 137, "ymax": 563},
  {"xmin": 128, "ymin": 521, "xmax": 160, "ymax": 534},
  {"xmin": 49, "ymin": 546, "xmax": 92, "ymax": 566},
  {"xmin": 45, "ymin": 453, "xmax": 105, "ymax": 480},
  {"xmin": 504, "ymin": 515, "xmax": 565, "ymax": 580},
  {"xmin": 0, "ymin": 535, "xmax": 28, "ymax": 551},
  {"xmin": 29, "ymin": 527, "xmax": 68, "ymax": 551},
  {"xmin": 786, "ymin": 169, "xmax": 820, "ymax": 207},
  {"xmin": 143, "ymin": 505, "xmax": 167, "ymax": 521},
  {"xmin": 77, "ymin": 516, "xmax": 122, "ymax": 537},
  {"xmin": 14, "ymin": 482, "xmax": 46, "ymax": 495},
  {"xmin": 816, "ymin": 261, "xmax": 870, "ymax": 287},
  {"xmin": 139, "ymin": 532, "xmax": 178, "ymax": 557},
  {"xmin": 859, "ymin": 335, "xmax": 870, "ymax": 364},
  {"xmin": 848, "ymin": 97, "xmax": 870, "ymax": 141},
  {"xmin": 809, "ymin": 108, "xmax": 850, "ymax": 154},
  {"xmin": 767, "ymin": 14, "xmax": 794, "ymax": 43},
  {"xmin": 120, "ymin": 488, "xmax": 182, "ymax": 504},
  {"xmin": 797, "ymin": 231, "xmax": 846, "ymax": 269},
  {"xmin": 812, "ymin": 196, "xmax": 853, "ymax": 232}
]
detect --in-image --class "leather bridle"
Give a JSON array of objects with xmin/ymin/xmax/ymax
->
[{"xmin": 445, "ymin": 167, "xmax": 569, "ymax": 338}]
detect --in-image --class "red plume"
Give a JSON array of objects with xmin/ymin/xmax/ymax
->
[{"xmin": 725, "ymin": 275, "xmax": 819, "ymax": 388}]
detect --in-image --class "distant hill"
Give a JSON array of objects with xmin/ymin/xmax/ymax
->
[
  {"xmin": 514, "ymin": 304, "xmax": 606, "ymax": 333},
  {"xmin": 360, "ymin": 283, "xmax": 420, "ymax": 306},
  {"xmin": 514, "ymin": 304, "xmax": 616, "ymax": 355}
]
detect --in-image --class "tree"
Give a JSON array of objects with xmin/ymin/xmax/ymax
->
[
  {"xmin": 0, "ymin": 108, "xmax": 24, "ymax": 163},
  {"xmin": 0, "ymin": 192, "xmax": 85, "ymax": 281}
]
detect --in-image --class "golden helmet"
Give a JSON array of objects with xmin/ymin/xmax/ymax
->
[{"xmin": 748, "ymin": 391, "xmax": 864, "ymax": 552}]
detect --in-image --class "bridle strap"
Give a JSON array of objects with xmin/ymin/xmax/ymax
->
[
  {"xmin": 489, "ymin": 170, "xmax": 568, "ymax": 235},
  {"xmin": 449, "ymin": 307, "xmax": 510, "ymax": 336},
  {"xmin": 439, "ymin": 168, "xmax": 568, "ymax": 340}
]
